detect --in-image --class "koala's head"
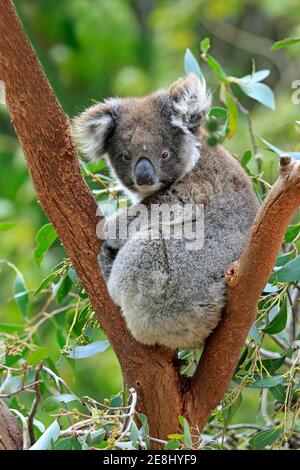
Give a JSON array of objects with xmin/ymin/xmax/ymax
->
[{"xmin": 74, "ymin": 74, "xmax": 211, "ymax": 199}]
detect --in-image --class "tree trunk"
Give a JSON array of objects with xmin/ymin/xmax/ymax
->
[
  {"xmin": 0, "ymin": 400, "xmax": 23, "ymax": 450},
  {"xmin": 0, "ymin": 0, "xmax": 299, "ymax": 446}
]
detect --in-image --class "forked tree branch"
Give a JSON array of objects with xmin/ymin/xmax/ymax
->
[
  {"xmin": 0, "ymin": 0, "xmax": 299, "ymax": 447},
  {"xmin": 185, "ymin": 156, "xmax": 300, "ymax": 427}
]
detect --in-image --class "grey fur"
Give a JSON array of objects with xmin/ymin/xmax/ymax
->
[{"xmin": 75, "ymin": 74, "xmax": 259, "ymax": 349}]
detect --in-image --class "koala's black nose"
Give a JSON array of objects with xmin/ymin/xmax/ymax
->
[{"xmin": 134, "ymin": 159, "xmax": 156, "ymax": 186}]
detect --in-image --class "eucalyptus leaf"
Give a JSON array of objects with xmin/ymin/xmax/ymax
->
[
  {"xmin": 239, "ymin": 81, "xmax": 275, "ymax": 110},
  {"xmin": 249, "ymin": 427, "xmax": 282, "ymax": 450},
  {"xmin": 27, "ymin": 347, "xmax": 48, "ymax": 366},
  {"xmin": 34, "ymin": 272, "xmax": 61, "ymax": 296},
  {"xmin": 285, "ymin": 224, "xmax": 300, "ymax": 243},
  {"xmin": 42, "ymin": 393, "xmax": 79, "ymax": 411},
  {"xmin": 0, "ymin": 375, "xmax": 22, "ymax": 394},
  {"xmin": 274, "ymin": 256, "xmax": 300, "ymax": 282},
  {"xmin": 206, "ymin": 54, "xmax": 227, "ymax": 80},
  {"xmin": 241, "ymin": 150, "xmax": 252, "ymax": 168},
  {"xmin": 0, "ymin": 221, "xmax": 16, "ymax": 231},
  {"xmin": 272, "ymin": 37, "xmax": 300, "ymax": 50},
  {"xmin": 200, "ymin": 37, "xmax": 210, "ymax": 54},
  {"xmin": 67, "ymin": 340, "xmax": 110, "ymax": 359},
  {"xmin": 209, "ymin": 106, "xmax": 227, "ymax": 119},
  {"xmin": 250, "ymin": 375, "xmax": 284, "ymax": 389},
  {"xmin": 259, "ymin": 137, "xmax": 300, "ymax": 159},
  {"xmin": 225, "ymin": 92, "xmax": 238, "ymax": 139},
  {"xmin": 56, "ymin": 274, "xmax": 73, "ymax": 304},
  {"xmin": 34, "ymin": 223, "xmax": 57, "ymax": 267},
  {"xmin": 14, "ymin": 272, "xmax": 29, "ymax": 317},
  {"xmin": 262, "ymin": 298, "xmax": 287, "ymax": 334},
  {"xmin": 54, "ymin": 436, "xmax": 82, "ymax": 450},
  {"xmin": 30, "ymin": 420, "xmax": 60, "ymax": 450},
  {"xmin": 184, "ymin": 48, "xmax": 203, "ymax": 80},
  {"xmin": 165, "ymin": 439, "xmax": 181, "ymax": 450},
  {"xmin": 270, "ymin": 384, "xmax": 286, "ymax": 403}
]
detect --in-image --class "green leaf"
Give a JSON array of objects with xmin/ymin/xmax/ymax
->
[
  {"xmin": 206, "ymin": 54, "xmax": 227, "ymax": 80},
  {"xmin": 165, "ymin": 439, "xmax": 180, "ymax": 450},
  {"xmin": 259, "ymin": 137, "xmax": 300, "ymax": 159},
  {"xmin": 0, "ymin": 322, "xmax": 25, "ymax": 333},
  {"xmin": 178, "ymin": 416, "xmax": 192, "ymax": 448},
  {"xmin": 285, "ymin": 224, "xmax": 300, "ymax": 243},
  {"xmin": 14, "ymin": 272, "xmax": 29, "ymax": 317},
  {"xmin": 270, "ymin": 384, "xmax": 286, "ymax": 402},
  {"xmin": 250, "ymin": 375, "xmax": 284, "ymax": 389},
  {"xmin": 200, "ymin": 37, "xmax": 210, "ymax": 54},
  {"xmin": 34, "ymin": 223, "xmax": 57, "ymax": 267},
  {"xmin": 249, "ymin": 428, "xmax": 282, "ymax": 450},
  {"xmin": 56, "ymin": 274, "xmax": 73, "ymax": 304},
  {"xmin": 34, "ymin": 272, "xmax": 61, "ymax": 297},
  {"xmin": 274, "ymin": 256, "xmax": 300, "ymax": 282},
  {"xmin": 262, "ymin": 298, "xmax": 287, "ymax": 334},
  {"xmin": 272, "ymin": 37, "xmax": 300, "ymax": 50},
  {"xmin": 0, "ymin": 221, "xmax": 16, "ymax": 231},
  {"xmin": 27, "ymin": 347, "xmax": 48, "ymax": 366},
  {"xmin": 139, "ymin": 413, "xmax": 150, "ymax": 448},
  {"xmin": 42, "ymin": 394, "xmax": 79, "ymax": 411},
  {"xmin": 276, "ymin": 251, "xmax": 295, "ymax": 267},
  {"xmin": 168, "ymin": 433, "xmax": 184, "ymax": 440},
  {"xmin": 209, "ymin": 106, "xmax": 228, "ymax": 119},
  {"xmin": 224, "ymin": 393, "xmax": 242, "ymax": 425},
  {"xmin": 184, "ymin": 48, "xmax": 203, "ymax": 80},
  {"xmin": 110, "ymin": 395, "xmax": 123, "ymax": 407},
  {"xmin": 225, "ymin": 92, "xmax": 238, "ymax": 139},
  {"xmin": 78, "ymin": 304, "xmax": 91, "ymax": 322},
  {"xmin": 30, "ymin": 420, "xmax": 60, "ymax": 450},
  {"xmin": 54, "ymin": 437, "xmax": 82, "ymax": 450},
  {"xmin": 241, "ymin": 150, "xmax": 252, "ymax": 168},
  {"xmin": 67, "ymin": 340, "xmax": 110, "ymax": 359},
  {"xmin": 261, "ymin": 356, "xmax": 286, "ymax": 375},
  {"xmin": 86, "ymin": 429, "xmax": 106, "ymax": 446}
]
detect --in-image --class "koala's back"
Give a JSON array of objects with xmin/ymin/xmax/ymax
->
[{"xmin": 107, "ymin": 136, "xmax": 259, "ymax": 349}]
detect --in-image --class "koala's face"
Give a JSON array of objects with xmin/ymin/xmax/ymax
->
[{"xmin": 74, "ymin": 74, "xmax": 211, "ymax": 199}]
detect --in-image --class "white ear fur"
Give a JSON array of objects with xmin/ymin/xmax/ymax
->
[
  {"xmin": 73, "ymin": 99, "xmax": 118, "ymax": 162},
  {"xmin": 169, "ymin": 73, "xmax": 211, "ymax": 133}
]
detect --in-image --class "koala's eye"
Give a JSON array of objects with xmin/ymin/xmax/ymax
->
[
  {"xmin": 121, "ymin": 154, "xmax": 131, "ymax": 163},
  {"xmin": 160, "ymin": 150, "xmax": 170, "ymax": 160}
]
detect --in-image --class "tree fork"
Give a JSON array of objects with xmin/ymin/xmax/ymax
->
[{"xmin": 0, "ymin": 0, "xmax": 299, "ymax": 447}]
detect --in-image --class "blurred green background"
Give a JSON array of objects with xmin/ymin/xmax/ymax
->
[{"xmin": 0, "ymin": 0, "xmax": 300, "ymax": 424}]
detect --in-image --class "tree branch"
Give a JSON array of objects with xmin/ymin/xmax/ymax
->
[{"xmin": 185, "ymin": 156, "xmax": 300, "ymax": 429}]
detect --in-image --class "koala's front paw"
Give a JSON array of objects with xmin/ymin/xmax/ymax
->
[{"xmin": 98, "ymin": 240, "xmax": 119, "ymax": 281}]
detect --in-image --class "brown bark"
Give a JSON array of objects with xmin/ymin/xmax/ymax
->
[
  {"xmin": 0, "ymin": 0, "xmax": 299, "ymax": 446},
  {"xmin": 0, "ymin": 400, "xmax": 23, "ymax": 450}
]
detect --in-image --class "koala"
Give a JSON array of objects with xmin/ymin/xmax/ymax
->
[{"xmin": 74, "ymin": 74, "xmax": 259, "ymax": 350}]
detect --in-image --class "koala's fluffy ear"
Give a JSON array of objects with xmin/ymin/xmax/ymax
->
[
  {"xmin": 168, "ymin": 73, "xmax": 211, "ymax": 133},
  {"xmin": 73, "ymin": 99, "xmax": 119, "ymax": 162}
]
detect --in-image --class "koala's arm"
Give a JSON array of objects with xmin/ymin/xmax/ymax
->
[{"xmin": 98, "ymin": 207, "xmax": 142, "ymax": 281}]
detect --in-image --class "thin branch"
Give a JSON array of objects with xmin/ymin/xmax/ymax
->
[{"xmin": 27, "ymin": 364, "xmax": 42, "ymax": 446}]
